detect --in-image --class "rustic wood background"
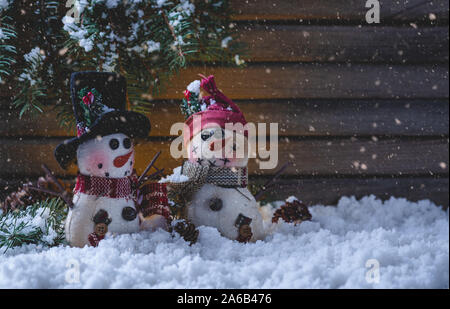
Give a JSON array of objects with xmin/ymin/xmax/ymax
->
[{"xmin": 1, "ymin": 0, "xmax": 449, "ymax": 207}]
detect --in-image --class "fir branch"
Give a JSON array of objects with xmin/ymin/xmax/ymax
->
[
  {"xmin": 0, "ymin": 15, "xmax": 16, "ymax": 82},
  {"xmin": 2, "ymin": 0, "xmax": 245, "ymax": 124},
  {"xmin": 0, "ymin": 198, "xmax": 67, "ymax": 252},
  {"xmin": 161, "ymin": 10, "xmax": 184, "ymax": 59}
]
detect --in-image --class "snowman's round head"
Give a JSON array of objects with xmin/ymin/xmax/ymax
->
[
  {"xmin": 77, "ymin": 133, "xmax": 135, "ymax": 178},
  {"xmin": 187, "ymin": 123, "xmax": 248, "ymax": 167}
]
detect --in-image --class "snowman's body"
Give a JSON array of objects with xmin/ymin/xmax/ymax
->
[
  {"xmin": 66, "ymin": 194, "xmax": 139, "ymax": 248},
  {"xmin": 187, "ymin": 184, "xmax": 265, "ymax": 241},
  {"xmin": 65, "ymin": 133, "xmax": 140, "ymax": 247},
  {"xmin": 175, "ymin": 76, "xmax": 310, "ymax": 242},
  {"xmin": 184, "ymin": 125, "xmax": 267, "ymax": 241}
]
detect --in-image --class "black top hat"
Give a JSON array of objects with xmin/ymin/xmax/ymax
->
[{"xmin": 54, "ymin": 72, "xmax": 151, "ymax": 169}]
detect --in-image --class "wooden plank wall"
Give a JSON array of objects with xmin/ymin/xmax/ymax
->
[{"xmin": 0, "ymin": 0, "xmax": 449, "ymax": 207}]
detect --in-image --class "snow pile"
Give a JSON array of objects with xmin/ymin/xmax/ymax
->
[
  {"xmin": 186, "ymin": 80, "xmax": 201, "ymax": 94},
  {"xmin": 146, "ymin": 40, "xmax": 160, "ymax": 53},
  {"xmin": 23, "ymin": 47, "xmax": 44, "ymax": 63},
  {"xmin": 0, "ymin": 208, "xmax": 56, "ymax": 245},
  {"xmin": 0, "ymin": 196, "xmax": 448, "ymax": 289},
  {"xmin": 0, "ymin": 0, "xmax": 10, "ymax": 11},
  {"xmin": 18, "ymin": 47, "xmax": 46, "ymax": 86},
  {"xmin": 0, "ymin": 199, "xmax": 66, "ymax": 251},
  {"xmin": 286, "ymin": 196, "xmax": 299, "ymax": 203},
  {"xmin": 159, "ymin": 166, "xmax": 189, "ymax": 183}
]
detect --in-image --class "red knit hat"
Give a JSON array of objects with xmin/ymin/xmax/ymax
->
[{"xmin": 183, "ymin": 75, "xmax": 247, "ymax": 146}]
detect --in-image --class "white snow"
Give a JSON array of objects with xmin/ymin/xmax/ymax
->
[
  {"xmin": 178, "ymin": 0, "xmax": 195, "ymax": 16},
  {"xmin": 23, "ymin": 47, "xmax": 44, "ymax": 63},
  {"xmin": 159, "ymin": 166, "xmax": 189, "ymax": 183},
  {"xmin": 0, "ymin": 0, "xmax": 9, "ymax": 10},
  {"xmin": 62, "ymin": 16, "xmax": 94, "ymax": 53},
  {"xmin": 106, "ymin": 0, "xmax": 120, "ymax": 9},
  {"xmin": 146, "ymin": 40, "xmax": 160, "ymax": 53},
  {"xmin": 0, "ymin": 203, "xmax": 63, "ymax": 248},
  {"xmin": 234, "ymin": 54, "xmax": 245, "ymax": 65},
  {"xmin": 186, "ymin": 80, "xmax": 201, "ymax": 94},
  {"xmin": 18, "ymin": 47, "xmax": 46, "ymax": 86},
  {"xmin": 0, "ymin": 196, "xmax": 448, "ymax": 289},
  {"xmin": 156, "ymin": 0, "xmax": 167, "ymax": 8},
  {"xmin": 79, "ymin": 38, "xmax": 94, "ymax": 52},
  {"xmin": 221, "ymin": 36, "xmax": 232, "ymax": 48},
  {"xmin": 286, "ymin": 196, "xmax": 299, "ymax": 203}
]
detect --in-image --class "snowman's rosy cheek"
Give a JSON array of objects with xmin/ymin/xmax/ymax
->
[{"xmin": 86, "ymin": 153, "xmax": 109, "ymax": 171}]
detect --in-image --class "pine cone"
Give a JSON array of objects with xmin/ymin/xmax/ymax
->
[
  {"xmin": 170, "ymin": 220, "xmax": 199, "ymax": 245},
  {"xmin": 1, "ymin": 176, "xmax": 72, "ymax": 213},
  {"xmin": 272, "ymin": 200, "xmax": 312, "ymax": 225}
]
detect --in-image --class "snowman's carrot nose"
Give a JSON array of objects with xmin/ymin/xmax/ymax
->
[{"xmin": 113, "ymin": 151, "xmax": 133, "ymax": 168}]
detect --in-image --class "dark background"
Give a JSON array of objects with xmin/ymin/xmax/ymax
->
[{"xmin": 1, "ymin": 0, "xmax": 449, "ymax": 207}]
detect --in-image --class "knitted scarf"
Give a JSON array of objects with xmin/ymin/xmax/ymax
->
[
  {"xmin": 74, "ymin": 173, "xmax": 136, "ymax": 199},
  {"xmin": 182, "ymin": 160, "xmax": 247, "ymax": 188},
  {"xmin": 166, "ymin": 161, "xmax": 248, "ymax": 204}
]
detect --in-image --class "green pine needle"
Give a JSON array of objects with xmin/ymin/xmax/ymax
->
[
  {"xmin": 1, "ymin": 0, "xmax": 244, "ymax": 128},
  {"xmin": 0, "ymin": 15, "xmax": 16, "ymax": 82},
  {"xmin": 0, "ymin": 198, "xmax": 68, "ymax": 253}
]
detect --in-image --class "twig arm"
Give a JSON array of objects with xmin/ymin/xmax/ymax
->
[
  {"xmin": 41, "ymin": 164, "xmax": 65, "ymax": 193},
  {"xmin": 138, "ymin": 151, "xmax": 162, "ymax": 185},
  {"xmin": 26, "ymin": 185, "xmax": 74, "ymax": 208},
  {"xmin": 140, "ymin": 169, "xmax": 165, "ymax": 184}
]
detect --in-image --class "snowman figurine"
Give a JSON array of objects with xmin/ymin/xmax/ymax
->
[
  {"xmin": 164, "ymin": 75, "xmax": 266, "ymax": 242},
  {"xmin": 165, "ymin": 75, "xmax": 312, "ymax": 242},
  {"xmin": 54, "ymin": 72, "xmax": 167, "ymax": 248}
]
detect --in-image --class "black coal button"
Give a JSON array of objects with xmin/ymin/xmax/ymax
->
[
  {"xmin": 209, "ymin": 198, "xmax": 223, "ymax": 211},
  {"xmin": 122, "ymin": 207, "xmax": 137, "ymax": 221}
]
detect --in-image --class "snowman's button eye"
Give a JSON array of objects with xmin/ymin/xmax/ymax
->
[
  {"xmin": 109, "ymin": 138, "xmax": 119, "ymax": 150},
  {"xmin": 123, "ymin": 138, "xmax": 131, "ymax": 149},
  {"xmin": 201, "ymin": 132, "xmax": 212, "ymax": 141}
]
